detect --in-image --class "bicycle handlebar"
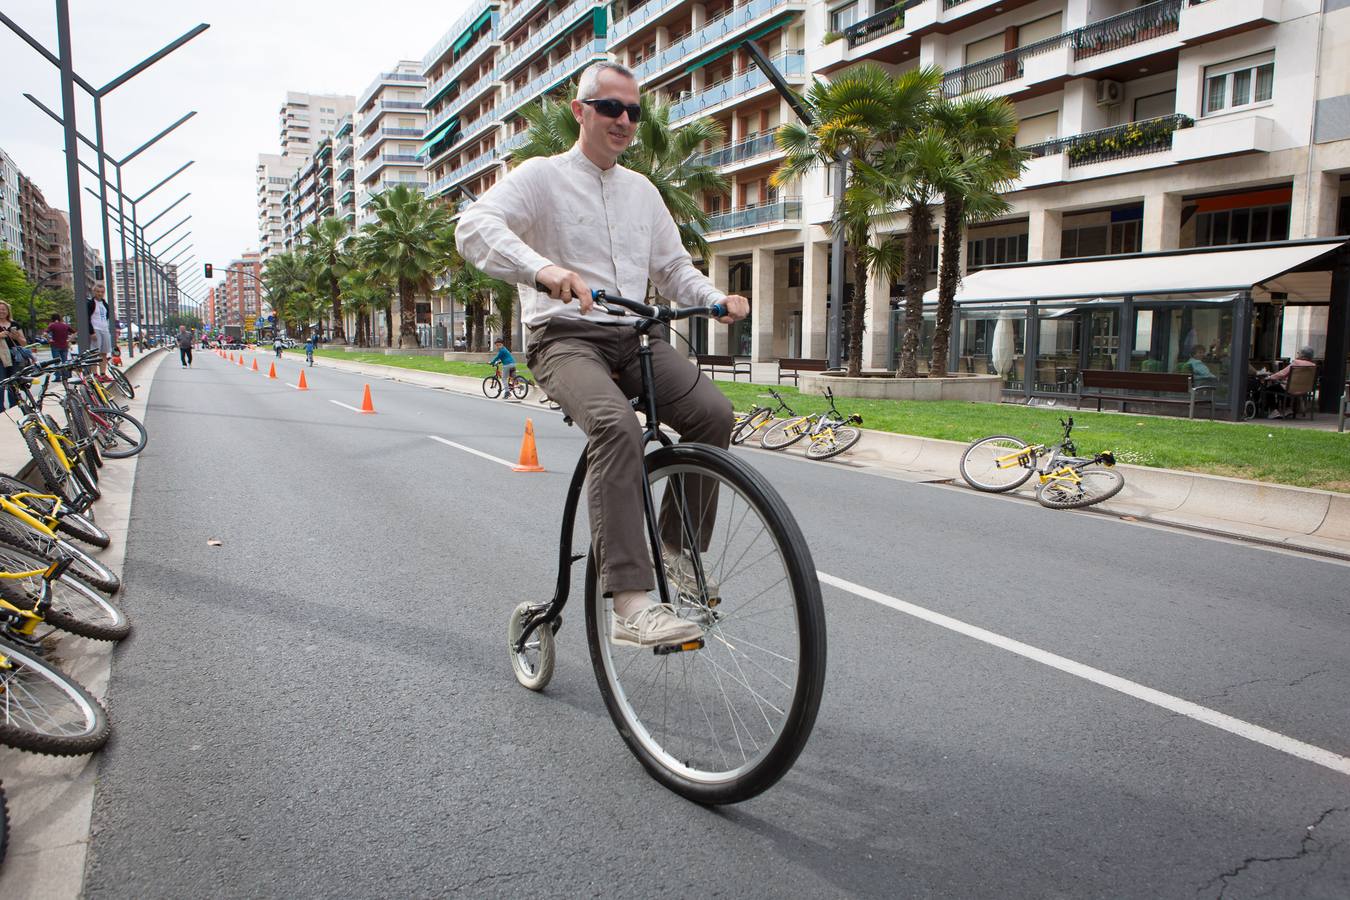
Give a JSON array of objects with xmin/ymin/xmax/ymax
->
[{"xmin": 534, "ymin": 285, "xmax": 726, "ymax": 321}]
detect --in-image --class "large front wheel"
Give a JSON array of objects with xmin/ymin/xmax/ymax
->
[
  {"xmin": 88, "ymin": 408, "xmax": 147, "ymax": 459},
  {"xmin": 584, "ymin": 444, "xmax": 826, "ymax": 805},
  {"xmin": 959, "ymin": 435, "xmax": 1035, "ymax": 493},
  {"xmin": 481, "ymin": 375, "xmax": 502, "ymax": 399},
  {"xmin": 1036, "ymin": 466, "xmax": 1125, "ymax": 509}
]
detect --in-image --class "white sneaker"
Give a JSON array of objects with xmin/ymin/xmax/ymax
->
[
  {"xmin": 611, "ymin": 604, "xmax": 703, "ymax": 648},
  {"xmin": 664, "ymin": 548, "xmax": 720, "ymax": 604}
]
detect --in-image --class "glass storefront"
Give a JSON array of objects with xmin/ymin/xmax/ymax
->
[
  {"xmin": 1129, "ymin": 302, "xmax": 1234, "ymax": 405},
  {"xmin": 957, "ymin": 310, "xmax": 1025, "ymax": 389}
]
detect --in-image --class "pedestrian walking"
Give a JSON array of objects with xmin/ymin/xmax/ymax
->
[
  {"xmin": 46, "ymin": 314, "xmax": 72, "ymax": 376},
  {"xmin": 177, "ymin": 325, "xmax": 194, "ymax": 368},
  {"xmin": 0, "ymin": 301, "xmax": 29, "ymax": 410}
]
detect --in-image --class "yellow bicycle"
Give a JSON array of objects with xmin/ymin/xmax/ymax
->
[
  {"xmin": 959, "ymin": 418, "xmax": 1124, "ymax": 509},
  {"xmin": 0, "ymin": 490, "xmax": 120, "ymax": 593}
]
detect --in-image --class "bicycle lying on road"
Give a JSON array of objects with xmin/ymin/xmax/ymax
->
[
  {"xmin": 759, "ymin": 387, "xmax": 864, "ymax": 460},
  {"xmin": 959, "ymin": 417, "xmax": 1124, "ymax": 510},
  {"xmin": 506, "ymin": 290, "xmax": 826, "ymax": 805},
  {"xmin": 731, "ymin": 388, "xmax": 796, "ymax": 446},
  {"xmin": 482, "ymin": 363, "xmax": 532, "ymax": 401}
]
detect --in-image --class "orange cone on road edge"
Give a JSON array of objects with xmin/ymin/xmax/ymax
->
[
  {"xmin": 296, "ymin": 370, "xmax": 308, "ymax": 390},
  {"xmin": 512, "ymin": 418, "xmax": 545, "ymax": 472},
  {"xmin": 359, "ymin": 383, "xmax": 375, "ymax": 414},
  {"xmin": 238, "ymin": 354, "xmax": 244, "ymax": 367},
  {"xmin": 251, "ymin": 358, "xmax": 259, "ymax": 372},
  {"xmin": 268, "ymin": 361, "xmax": 277, "ymax": 379}
]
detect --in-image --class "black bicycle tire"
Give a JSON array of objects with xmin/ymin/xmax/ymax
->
[
  {"xmin": 959, "ymin": 435, "xmax": 1036, "ymax": 493},
  {"xmin": 0, "ymin": 518, "xmax": 120, "ymax": 595},
  {"xmin": 0, "ymin": 545, "xmax": 130, "ymax": 641},
  {"xmin": 0, "ymin": 779, "xmax": 8, "ymax": 865},
  {"xmin": 0, "ymin": 475, "xmax": 107, "ymax": 548},
  {"xmin": 805, "ymin": 425, "xmax": 862, "ymax": 461},
  {"xmin": 759, "ymin": 415, "xmax": 811, "ymax": 450},
  {"xmin": 19, "ymin": 425, "xmax": 76, "ymax": 504},
  {"xmin": 88, "ymin": 407, "xmax": 146, "ymax": 459},
  {"xmin": 0, "ymin": 633, "xmax": 111, "ymax": 755},
  {"xmin": 62, "ymin": 399, "xmax": 103, "ymax": 473},
  {"xmin": 583, "ymin": 443, "xmax": 826, "ymax": 805},
  {"xmin": 511, "ymin": 378, "xmax": 530, "ymax": 401},
  {"xmin": 481, "ymin": 375, "xmax": 502, "ymax": 399},
  {"xmin": 71, "ymin": 456, "xmax": 100, "ymax": 502},
  {"xmin": 1035, "ymin": 466, "xmax": 1126, "ymax": 510},
  {"xmin": 109, "ymin": 366, "xmax": 134, "ymax": 400},
  {"xmin": 731, "ymin": 408, "xmax": 771, "ymax": 445}
]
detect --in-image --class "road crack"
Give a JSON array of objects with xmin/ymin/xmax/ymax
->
[{"xmin": 1197, "ymin": 807, "xmax": 1349, "ymax": 898}]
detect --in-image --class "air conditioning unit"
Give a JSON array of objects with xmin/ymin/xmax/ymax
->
[{"xmin": 1096, "ymin": 79, "xmax": 1124, "ymax": 106}]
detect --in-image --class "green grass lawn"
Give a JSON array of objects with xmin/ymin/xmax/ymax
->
[{"xmin": 296, "ymin": 348, "xmax": 1350, "ymax": 492}]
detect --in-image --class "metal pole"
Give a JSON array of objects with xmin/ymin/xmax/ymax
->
[
  {"xmin": 114, "ymin": 165, "xmax": 134, "ymax": 358},
  {"xmin": 55, "ymin": 0, "xmax": 91, "ymax": 351},
  {"xmin": 92, "ymin": 94, "xmax": 117, "ymax": 350}
]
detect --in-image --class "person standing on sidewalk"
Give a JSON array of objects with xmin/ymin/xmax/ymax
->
[
  {"xmin": 456, "ymin": 61, "xmax": 749, "ymax": 647},
  {"xmin": 177, "ymin": 325, "xmax": 194, "ymax": 368},
  {"xmin": 87, "ymin": 282, "xmax": 115, "ymax": 382},
  {"xmin": 46, "ymin": 314, "xmax": 72, "ymax": 376},
  {"xmin": 0, "ymin": 302, "xmax": 29, "ymax": 410}
]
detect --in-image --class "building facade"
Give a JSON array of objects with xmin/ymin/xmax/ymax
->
[
  {"xmin": 0, "ymin": 146, "xmax": 22, "ymax": 270},
  {"xmin": 223, "ymin": 251, "xmax": 264, "ymax": 330},
  {"xmin": 355, "ymin": 62, "xmax": 428, "ymax": 227},
  {"xmin": 260, "ymin": 92, "xmax": 355, "ymax": 260},
  {"xmin": 257, "ymin": 153, "xmax": 298, "ymax": 263}
]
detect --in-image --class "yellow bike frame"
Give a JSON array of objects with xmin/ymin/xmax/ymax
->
[
  {"xmin": 0, "ymin": 560, "xmax": 64, "ymax": 640},
  {"xmin": 0, "ymin": 491, "xmax": 64, "ymax": 539}
]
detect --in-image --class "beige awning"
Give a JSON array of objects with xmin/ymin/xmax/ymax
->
[{"xmin": 923, "ymin": 240, "xmax": 1346, "ymax": 305}]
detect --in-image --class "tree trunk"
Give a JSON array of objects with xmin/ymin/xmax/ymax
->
[
  {"xmin": 930, "ymin": 196, "xmax": 965, "ymax": 377},
  {"xmin": 899, "ymin": 201, "xmax": 934, "ymax": 378},
  {"xmin": 383, "ymin": 303, "xmax": 394, "ymax": 347},
  {"xmin": 847, "ymin": 249, "xmax": 869, "ymax": 378},
  {"xmin": 329, "ymin": 275, "xmax": 345, "ymax": 344},
  {"xmin": 356, "ymin": 311, "xmax": 368, "ymax": 347},
  {"xmin": 397, "ymin": 279, "xmax": 419, "ymax": 348}
]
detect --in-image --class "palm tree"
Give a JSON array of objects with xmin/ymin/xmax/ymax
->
[
  {"xmin": 358, "ymin": 184, "xmax": 452, "ymax": 348},
  {"xmin": 304, "ymin": 217, "xmax": 352, "ymax": 343},
  {"xmin": 339, "ymin": 267, "xmax": 388, "ymax": 346},
  {"xmin": 515, "ymin": 90, "xmax": 727, "ymax": 264},
  {"xmin": 775, "ymin": 64, "xmax": 942, "ymax": 377},
  {"xmin": 263, "ymin": 251, "xmax": 311, "ymax": 336},
  {"xmin": 928, "ymin": 95, "xmax": 1026, "ymax": 375}
]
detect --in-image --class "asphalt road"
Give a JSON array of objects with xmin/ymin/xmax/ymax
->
[{"xmin": 84, "ymin": 350, "xmax": 1350, "ymax": 898}]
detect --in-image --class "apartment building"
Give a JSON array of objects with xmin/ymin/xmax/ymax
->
[
  {"xmin": 262, "ymin": 92, "xmax": 355, "ymax": 259},
  {"xmin": 257, "ymin": 153, "xmax": 298, "ymax": 263},
  {"xmin": 0, "ymin": 147, "xmax": 22, "ymax": 269},
  {"xmin": 355, "ymin": 62, "xmax": 428, "ymax": 227},
  {"xmin": 223, "ymin": 252, "xmax": 264, "ymax": 329},
  {"xmin": 334, "ymin": 115, "xmax": 358, "ymax": 225}
]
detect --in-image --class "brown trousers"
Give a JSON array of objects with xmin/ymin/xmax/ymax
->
[{"xmin": 526, "ymin": 317, "xmax": 734, "ymax": 594}]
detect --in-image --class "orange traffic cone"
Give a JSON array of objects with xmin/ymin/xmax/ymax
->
[
  {"xmin": 237, "ymin": 354, "xmax": 244, "ymax": 366},
  {"xmin": 512, "ymin": 418, "xmax": 545, "ymax": 472},
  {"xmin": 251, "ymin": 357, "xmax": 259, "ymax": 372},
  {"xmin": 228, "ymin": 353, "xmax": 234, "ymax": 363},
  {"xmin": 267, "ymin": 361, "xmax": 277, "ymax": 379},
  {"xmin": 359, "ymin": 383, "xmax": 375, "ymax": 414},
  {"xmin": 296, "ymin": 370, "xmax": 308, "ymax": 391}
]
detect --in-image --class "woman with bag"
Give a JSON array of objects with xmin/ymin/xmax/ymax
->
[{"xmin": 0, "ymin": 301, "xmax": 30, "ymax": 410}]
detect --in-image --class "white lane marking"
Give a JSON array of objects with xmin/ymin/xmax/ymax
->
[
  {"xmin": 818, "ymin": 571, "xmax": 1350, "ymax": 777},
  {"xmin": 329, "ymin": 400, "xmax": 364, "ymax": 413},
  {"xmin": 427, "ymin": 435, "xmax": 516, "ymax": 468}
]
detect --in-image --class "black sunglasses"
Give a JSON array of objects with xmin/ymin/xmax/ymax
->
[{"xmin": 581, "ymin": 98, "xmax": 642, "ymax": 122}]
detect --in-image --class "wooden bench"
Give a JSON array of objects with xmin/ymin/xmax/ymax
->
[
  {"xmin": 776, "ymin": 357, "xmax": 829, "ymax": 385},
  {"xmin": 696, "ymin": 354, "xmax": 751, "ymax": 382},
  {"xmin": 1078, "ymin": 369, "xmax": 1217, "ymax": 419}
]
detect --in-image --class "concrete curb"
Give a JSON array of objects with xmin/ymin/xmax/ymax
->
[{"xmin": 298, "ymin": 351, "xmax": 1350, "ymax": 560}]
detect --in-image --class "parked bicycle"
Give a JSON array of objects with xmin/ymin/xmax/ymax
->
[
  {"xmin": 506, "ymin": 290, "xmax": 826, "ymax": 805},
  {"xmin": 731, "ymin": 389, "xmax": 796, "ymax": 446},
  {"xmin": 959, "ymin": 417, "xmax": 1124, "ymax": 509},
  {"xmin": 482, "ymin": 363, "xmax": 532, "ymax": 401},
  {"xmin": 759, "ymin": 387, "xmax": 864, "ymax": 460}
]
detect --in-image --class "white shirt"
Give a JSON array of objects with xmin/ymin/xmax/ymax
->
[
  {"xmin": 455, "ymin": 144, "xmax": 725, "ymax": 328},
  {"xmin": 90, "ymin": 298, "xmax": 109, "ymax": 332}
]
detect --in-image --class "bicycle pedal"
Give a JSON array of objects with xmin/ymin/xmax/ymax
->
[{"xmin": 653, "ymin": 638, "xmax": 704, "ymax": 656}]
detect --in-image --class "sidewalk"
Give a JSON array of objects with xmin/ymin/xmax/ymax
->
[
  {"xmin": 0, "ymin": 347, "xmax": 168, "ymax": 900},
  {"xmin": 299, "ymin": 349, "xmax": 1350, "ymax": 562}
]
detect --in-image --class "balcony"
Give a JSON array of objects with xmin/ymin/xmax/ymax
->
[
  {"xmin": 370, "ymin": 180, "xmax": 431, "ymax": 200},
  {"xmin": 339, "ymin": 188, "xmax": 355, "ymax": 206},
  {"xmin": 1019, "ymin": 114, "xmax": 1192, "ymax": 182},
  {"xmin": 426, "ymin": 71, "xmax": 501, "ymax": 135},
  {"xmin": 498, "ymin": 0, "xmax": 551, "ymax": 39},
  {"xmin": 629, "ymin": 0, "xmax": 801, "ymax": 84},
  {"xmin": 691, "ymin": 131, "xmax": 780, "ymax": 170},
  {"xmin": 358, "ymin": 70, "xmax": 426, "ymax": 109},
  {"xmin": 428, "ymin": 147, "xmax": 502, "ymax": 196},
  {"xmin": 1179, "ymin": 0, "xmax": 1280, "ymax": 44},
  {"xmin": 425, "ymin": 28, "xmax": 500, "ymax": 106},
  {"xmin": 494, "ymin": 0, "xmax": 595, "ymax": 80},
  {"xmin": 357, "ymin": 154, "xmax": 423, "ymax": 183},
  {"xmin": 609, "ymin": 0, "xmax": 681, "ymax": 44},
  {"xmin": 499, "ymin": 129, "xmax": 532, "ymax": 155},
  {"xmin": 1172, "ymin": 113, "xmax": 1274, "ymax": 161},
  {"xmin": 941, "ymin": 0, "xmax": 1182, "ymax": 97},
  {"xmin": 846, "ymin": 3, "xmax": 906, "ymax": 47},
  {"xmin": 356, "ymin": 128, "xmax": 425, "ymax": 159},
  {"xmin": 424, "ymin": 0, "xmax": 497, "ymax": 70},
  {"xmin": 453, "ymin": 105, "xmax": 501, "ymax": 148},
  {"xmin": 358, "ymin": 101, "xmax": 426, "ymax": 136},
  {"xmin": 696, "ymin": 197, "xmax": 802, "ymax": 235},
  {"xmin": 500, "ymin": 38, "xmax": 608, "ymax": 115},
  {"xmin": 670, "ymin": 50, "xmax": 806, "ymax": 120}
]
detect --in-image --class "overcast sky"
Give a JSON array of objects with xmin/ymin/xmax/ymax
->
[{"xmin": 1, "ymin": 0, "xmax": 471, "ymax": 306}]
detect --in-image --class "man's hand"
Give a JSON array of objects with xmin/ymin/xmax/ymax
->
[
  {"xmin": 717, "ymin": 294, "xmax": 750, "ymax": 325},
  {"xmin": 536, "ymin": 265, "xmax": 593, "ymax": 315}
]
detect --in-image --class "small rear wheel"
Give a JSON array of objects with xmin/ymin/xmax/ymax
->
[
  {"xmin": 482, "ymin": 375, "xmax": 503, "ymax": 399},
  {"xmin": 109, "ymin": 366, "xmax": 134, "ymax": 400},
  {"xmin": 731, "ymin": 408, "xmax": 771, "ymax": 445},
  {"xmin": 507, "ymin": 602, "xmax": 555, "ymax": 691},
  {"xmin": 760, "ymin": 416, "xmax": 811, "ymax": 451},
  {"xmin": 959, "ymin": 435, "xmax": 1035, "ymax": 493},
  {"xmin": 511, "ymin": 378, "xmax": 530, "ymax": 401},
  {"xmin": 805, "ymin": 425, "xmax": 862, "ymax": 461},
  {"xmin": 0, "ymin": 635, "xmax": 110, "ymax": 755},
  {"xmin": 1036, "ymin": 466, "xmax": 1125, "ymax": 510}
]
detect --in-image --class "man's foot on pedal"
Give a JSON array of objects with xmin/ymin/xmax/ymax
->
[
  {"xmin": 611, "ymin": 604, "xmax": 702, "ymax": 648},
  {"xmin": 664, "ymin": 548, "xmax": 721, "ymax": 604}
]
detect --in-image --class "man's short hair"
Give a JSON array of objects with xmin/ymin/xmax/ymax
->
[
  {"xmin": 1298, "ymin": 346, "xmax": 1315, "ymax": 360},
  {"xmin": 577, "ymin": 61, "xmax": 637, "ymax": 101}
]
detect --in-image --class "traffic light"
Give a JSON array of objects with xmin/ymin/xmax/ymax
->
[
  {"xmin": 93, "ymin": 264, "xmax": 104, "ymax": 281},
  {"xmin": 204, "ymin": 263, "xmax": 213, "ymax": 279}
]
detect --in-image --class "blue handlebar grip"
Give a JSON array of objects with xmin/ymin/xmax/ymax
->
[{"xmin": 710, "ymin": 302, "xmax": 726, "ymax": 318}]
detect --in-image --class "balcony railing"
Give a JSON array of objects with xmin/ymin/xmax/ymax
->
[
  {"xmin": 500, "ymin": 38, "xmax": 608, "ymax": 114},
  {"xmin": 671, "ymin": 50, "xmax": 806, "ymax": 120},
  {"xmin": 691, "ymin": 131, "xmax": 780, "ymax": 168},
  {"xmin": 609, "ymin": 0, "xmax": 681, "ymax": 44},
  {"xmin": 424, "ymin": 0, "xmax": 496, "ymax": 69},
  {"xmin": 337, "ymin": 162, "xmax": 354, "ymax": 182},
  {"xmin": 845, "ymin": 3, "xmax": 906, "ymax": 48},
  {"xmin": 630, "ymin": 0, "xmax": 797, "ymax": 82},
  {"xmin": 426, "ymin": 71, "xmax": 501, "ymax": 134},
  {"xmin": 500, "ymin": 129, "xmax": 531, "ymax": 154},
  {"xmin": 1022, "ymin": 114, "xmax": 1194, "ymax": 167},
  {"xmin": 428, "ymin": 148, "xmax": 501, "ymax": 195},
  {"xmin": 357, "ymin": 154, "xmax": 423, "ymax": 183},
  {"xmin": 453, "ymin": 105, "xmax": 501, "ymax": 148},
  {"xmin": 696, "ymin": 197, "xmax": 802, "ymax": 234},
  {"xmin": 494, "ymin": 0, "xmax": 594, "ymax": 79},
  {"xmin": 941, "ymin": 0, "xmax": 1182, "ymax": 96},
  {"xmin": 425, "ymin": 28, "xmax": 500, "ymax": 106},
  {"xmin": 498, "ymin": 0, "xmax": 552, "ymax": 38},
  {"xmin": 356, "ymin": 127, "xmax": 426, "ymax": 159}
]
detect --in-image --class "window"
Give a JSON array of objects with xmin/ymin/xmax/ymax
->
[
  {"xmin": 1016, "ymin": 112, "xmax": 1058, "ymax": 147},
  {"xmin": 1194, "ymin": 203, "xmax": 1289, "ymax": 246},
  {"xmin": 967, "ymin": 233, "xmax": 1029, "ymax": 271},
  {"xmin": 1202, "ymin": 53, "xmax": 1274, "ymax": 116},
  {"xmin": 1061, "ymin": 210, "xmax": 1143, "ymax": 258},
  {"xmin": 829, "ymin": 1, "xmax": 859, "ymax": 32},
  {"xmin": 1133, "ymin": 90, "xmax": 1175, "ymax": 121}
]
